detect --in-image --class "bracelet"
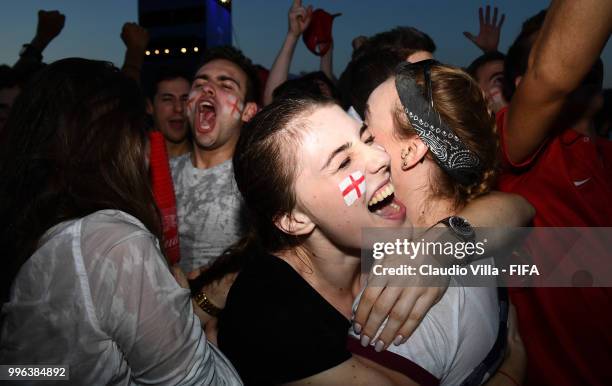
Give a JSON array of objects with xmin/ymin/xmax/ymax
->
[
  {"xmin": 498, "ymin": 369, "xmax": 520, "ymax": 386},
  {"xmin": 194, "ymin": 290, "xmax": 222, "ymax": 317}
]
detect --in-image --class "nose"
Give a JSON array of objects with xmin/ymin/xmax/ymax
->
[
  {"xmin": 174, "ymin": 99, "xmax": 184, "ymax": 113},
  {"xmin": 202, "ymin": 83, "xmax": 215, "ymax": 97},
  {"xmin": 364, "ymin": 141, "xmax": 390, "ymax": 176}
]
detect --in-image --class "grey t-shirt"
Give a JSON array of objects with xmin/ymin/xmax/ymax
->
[{"xmin": 170, "ymin": 153, "xmax": 245, "ymax": 273}]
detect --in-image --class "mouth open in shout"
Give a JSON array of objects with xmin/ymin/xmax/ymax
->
[{"xmin": 197, "ymin": 100, "xmax": 216, "ymax": 133}]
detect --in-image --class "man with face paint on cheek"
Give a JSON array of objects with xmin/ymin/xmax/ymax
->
[{"xmin": 170, "ymin": 46, "xmax": 260, "ymax": 274}]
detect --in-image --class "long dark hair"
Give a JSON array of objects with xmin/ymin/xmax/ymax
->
[
  {"xmin": 195, "ymin": 93, "xmax": 334, "ymax": 286},
  {"xmin": 0, "ymin": 58, "xmax": 161, "ymax": 302}
]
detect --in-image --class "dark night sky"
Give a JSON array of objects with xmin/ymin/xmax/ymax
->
[{"xmin": 1, "ymin": 0, "xmax": 610, "ymax": 87}]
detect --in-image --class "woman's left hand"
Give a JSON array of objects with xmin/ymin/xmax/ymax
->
[{"xmin": 353, "ymin": 279, "xmax": 447, "ymax": 350}]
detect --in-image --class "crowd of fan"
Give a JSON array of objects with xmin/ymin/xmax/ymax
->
[{"xmin": 0, "ymin": 1, "xmax": 611, "ymax": 385}]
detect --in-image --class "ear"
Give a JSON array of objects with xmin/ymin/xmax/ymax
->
[
  {"xmin": 400, "ymin": 136, "xmax": 429, "ymax": 170},
  {"xmin": 275, "ymin": 209, "xmax": 316, "ymax": 237},
  {"xmin": 146, "ymin": 98, "xmax": 154, "ymax": 115},
  {"xmin": 514, "ymin": 76, "xmax": 522, "ymax": 88},
  {"xmin": 241, "ymin": 101, "xmax": 259, "ymax": 123}
]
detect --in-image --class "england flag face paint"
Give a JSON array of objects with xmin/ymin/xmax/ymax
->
[
  {"xmin": 225, "ymin": 94, "xmax": 244, "ymax": 121},
  {"xmin": 339, "ymin": 171, "xmax": 366, "ymax": 206}
]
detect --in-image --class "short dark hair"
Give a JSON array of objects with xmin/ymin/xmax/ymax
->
[
  {"xmin": 503, "ymin": 10, "xmax": 547, "ymax": 101},
  {"xmin": 338, "ymin": 49, "xmax": 405, "ymax": 117},
  {"xmin": 272, "ymin": 71, "xmax": 339, "ymax": 102},
  {"xmin": 146, "ymin": 66, "xmax": 191, "ymax": 100},
  {"xmin": 353, "ymin": 26, "xmax": 436, "ymax": 61},
  {"xmin": 466, "ymin": 51, "xmax": 506, "ymax": 80},
  {"xmin": 199, "ymin": 46, "xmax": 261, "ymax": 105}
]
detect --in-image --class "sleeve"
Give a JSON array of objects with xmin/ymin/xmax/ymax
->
[
  {"xmin": 218, "ymin": 278, "xmax": 352, "ymax": 384},
  {"xmin": 496, "ymin": 106, "xmax": 549, "ymax": 170},
  {"xmin": 89, "ymin": 233, "xmax": 242, "ymax": 386}
]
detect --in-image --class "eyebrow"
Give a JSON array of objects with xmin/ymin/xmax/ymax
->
[
  {"xmin": 488, "ymin": 71, "xmax": 504, "ymax": 82},
  {"xmin": 321, "ymin": 142, "xmax": 351, "ymax": 171},
  {"xmin": 194, "ymin": 74, "xmax": 241, "ymax": 89},
  {"xmin": 359, "ymin": 122, "xmax": 368, "ymax": 137}
]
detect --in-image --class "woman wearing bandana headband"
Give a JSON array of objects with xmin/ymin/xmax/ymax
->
[{"xmin": 350, "ymin": 60, "xmax": 527, "ymax": 385}]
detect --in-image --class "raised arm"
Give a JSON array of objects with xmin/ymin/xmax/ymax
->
[
  {"xmin": 263, "ymin": 0, "xmax": 312, "ymax": 106},
  {"xmin": 320, "ymin": 41, "xmax": 336, "ymax": 83},
  {"xmin": 13, "ymin": 10, "xmax": 65, "ymax": 78},
  {"xmin": 504, "ymin": 0, "xmax": 612, "ymax": 164},
  {"xmin": 120, "ymin": 22, "xmax": 149, "ymax": 84}
]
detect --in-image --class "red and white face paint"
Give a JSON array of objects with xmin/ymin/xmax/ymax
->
[
  {"xmin": 339, "ymin": 170, "xmax": 366, "ymax": 206},
  {"xmin": 186, "ymin": 90, "xmax": 199, "ymax": 125},
  {"xmin": 224, "ymin": 94, "xmax": 244, "ymax": 121}
]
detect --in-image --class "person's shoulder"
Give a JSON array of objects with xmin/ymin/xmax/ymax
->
[
  {"xmin": 80, "ymin": 210, "xmax": 157, "ymax": 257},
  {"xmin": 224, "ymin": 254, "xmax": 301, "ymax": 310}
]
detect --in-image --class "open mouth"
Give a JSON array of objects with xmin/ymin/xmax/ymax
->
[
  {"xmin": 168, "ymin": 118, "xmax": 185, "ymax": 131},
  {"xmin": 197, "ymin": 100, "xmax": 216, "ymax": 133},
  {"xmin": 368, "ymin": 182, "xmax": 405, "ymax": 219}
]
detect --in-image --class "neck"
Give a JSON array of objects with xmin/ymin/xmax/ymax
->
[
  {"xmin": 279, "ymin": 232, "xmax": 362, "ymax": 319},
  {"xmin": 166, "ymin": 140, "xmax": 191, "ymax": 158},
  {"xmin": 191, "ymin": 135, "xmax": 238, "ymax": 169},
  {"xmin": 573, "ymin": 117, "xmax": 596, "ymax": 138},
  {"xmin": 401, "ymin": 164, "xmax": 458, "ymax": 227}
]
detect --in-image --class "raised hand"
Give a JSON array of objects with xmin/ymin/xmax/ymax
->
[
  {"xmin": 288, "ymin": 0, "xmax": 313, "ymax": 38},
  {"xmin": 121, "ymin": 22, "xmax": 149, "ymax": 52},
  {"xmin": 32, "ymin": 10, "xmax": 66, "ymax": 50},
  {"xmin": 463, "ymin": 6, "xmax": 505, "ymax": 53}
]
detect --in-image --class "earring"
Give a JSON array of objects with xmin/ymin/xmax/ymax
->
[{"xmin": 401, "ymin": 148, "xmax": 410, "ymax": 170}]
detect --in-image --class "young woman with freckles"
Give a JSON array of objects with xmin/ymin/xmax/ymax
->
[{"xmin": 191, "ymin": 88, "xmax": 531, "ymax": 384}]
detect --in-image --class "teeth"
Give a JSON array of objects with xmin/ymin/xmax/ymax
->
[
  {"xmin": 368, "ymin": 183, "xmax": 395, "ymax": 207},
  {"xmin": 200, "ymin": 101, "xmax": 213, "ymax": 108}
]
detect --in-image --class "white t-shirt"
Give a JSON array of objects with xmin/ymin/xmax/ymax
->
[
  {"xmin": 350, "ymin": 262, "xmax": 499, "ymax": 386},
  {"xmin": 0, "ymin": 210, "xmax": 242, "ymax": 386},
  {"xmin": 170, "ymin": 154, "xmax": 245, "ymax": 273}
]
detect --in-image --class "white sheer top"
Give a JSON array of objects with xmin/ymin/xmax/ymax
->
[{"xmin": 0, "ymin": 210, "xmax": 242, "ymax": 386}]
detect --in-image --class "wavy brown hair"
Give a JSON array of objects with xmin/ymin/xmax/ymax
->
[
  {"xmin": 194, "ymin": 92, "xmax": 334, "ymax": 287},
  {"xmin": 0, "ymin": 58, "xmax": 161, "ymax": 302},
  {"xmin": 393, "ymin": 64, "xmax": 499, "ymax": 207}
]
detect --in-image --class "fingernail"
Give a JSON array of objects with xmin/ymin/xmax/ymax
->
[
  {"xmin": 360, "ymin": 335, "xmax": 370, "ymax": 347},
  {"xmin": 374, "ymin": 340, "xmax": 385, "ymax": 352},
  {"xmin": 393, "ymin": 335, "xmax": 403, "ymax": 346},
  {"xmin": 353, "ymin": 323, "xmax": 362, "ymax": 334}
]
